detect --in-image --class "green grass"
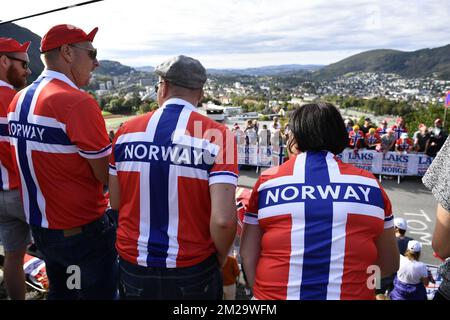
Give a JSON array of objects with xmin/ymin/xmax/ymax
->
[
  {"xmin": 105, "ymin": 115, "xmax": 137, "ymax": 131},
  {"xmin": 101, "ymin": 111, "xmax": 112, "ymax": 116}
]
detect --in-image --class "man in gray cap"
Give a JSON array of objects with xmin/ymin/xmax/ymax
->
[{"xmin": 109, "ymin": 55, "xmax": 238, "ymax": 299}]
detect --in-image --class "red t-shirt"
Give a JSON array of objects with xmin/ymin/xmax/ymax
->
[{"xmin": 8, "ymin": 70, "xmax": 110, "ymax": 229}]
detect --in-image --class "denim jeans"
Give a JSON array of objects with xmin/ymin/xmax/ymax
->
[
  {"xmin": 30, "ymin": 212, "xmax": 118, "ymax": 300},
  {"xmin": 119, "ymin": 255, "xmax": 223, "ymax": 300}
]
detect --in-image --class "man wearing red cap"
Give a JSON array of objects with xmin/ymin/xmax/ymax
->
[
  {"xmin": 0, "ymin": 37, "xmax": 32, "ymax": 300},
  {"xmin": 7, "ymin": 25, "xmax": 117, "ymax": 299}
]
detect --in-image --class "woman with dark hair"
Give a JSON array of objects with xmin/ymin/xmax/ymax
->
[{"xmin": 240, "ymin": 103, "xmax": 399, "ymax": 300}]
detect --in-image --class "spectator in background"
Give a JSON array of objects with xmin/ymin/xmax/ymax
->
[
  {"xmin": 390, "ymin": 240, "xmax": 432, "ymax": 300},
  {"xmin": 413, "ymin": 124, "xmax": 430, "ymax": 153},
  {"xmin": 222, "ymin": 252, "xmax": 240, "ymax": 300},
  {"xmin": 232, "ymin": 123, "xmax": 245, "ymax": 145},
  {"xmin": 395, "ymin": 132, "xmax": 413, "ymax": 154},
  {"xmin": 423, "ymin": 136, "xmax": 450, "ymax": 300},
  {"xmin": 348, "ymin": 124, "xmax": 364, "ymax": 150},
  {"xmin": 360, "ymin": 117, "xmax": 372, "ymax": 136},
  {"xmin": 391, "ymin": 117, "xmax": 408, "ymax": 140},
  {"xmin": 428, "ymin": 118, "xmax": 448, "ymax": 157},
  {"xmin": 394, "ymin": 218, "xmax": 414, "ymax": 255},
  {"xmin": 258, "ymin": 124, "xmax": 271, "ymax": 147},
  {"xmin": 365, "ymin": 128, "xmax": 381, "ymax": 150},
  {"xmin": 244, "ymin": 120, "xmax": 258, "ymax": 146},
  {"xmin": 344, "ymin": 118, "xmax": 354, "ymax": 134},
  {"xmin": 380, "ymin": 128, "xmax": 396, "ymax": 153},
  {"xmin": 270, "ymin": 116, "xmax": 281, "ymax": 133},
  {"xmin": 253, "ymin": 119, "xmax": 259, "ymax": 134},
  {"xmin": 376, "ymin": 217, "xmax": 415, "ymax": 298},
  {"xmin": 376, "ymin": 119, "xmax": 389, "ymax": 136}
]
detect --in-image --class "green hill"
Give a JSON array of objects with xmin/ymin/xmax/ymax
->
[
  {"xmin": 313, "ymin": 44, "xmax": 450, "ymax": 80},
  {"xmin": 0, "ymin": 23, "xmax": 44, "ymax": 81},
  {"xmin": 95, "ymin": 60, "xmax": 134, "ymax": 76}
]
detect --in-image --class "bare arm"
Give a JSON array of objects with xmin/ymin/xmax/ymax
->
[
  {"xmin": 87, "ymin": 156, "xmax": 109, "ymax": 186},
  {"xmin": 432, "ymin": 204, "xmax": 450, "ymax": 259},
  {"xmin": 108, "ymin": 174, "xmax": 120, "ymax": 210},
  {"xmin": 375, "ymin": 227, "xmax": 400, "ymax": 277},
  {"xmin": 210, "ymin": 183, "xmax": 237, "ymax": 268},
  {"xmin": 240, "ymin": 223, "xmax": 262, "ymax": 287}
]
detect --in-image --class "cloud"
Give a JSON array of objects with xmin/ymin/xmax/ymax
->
[{"xmin": 9, "ymin": 0, "xmax": 450, "ymax": 67}]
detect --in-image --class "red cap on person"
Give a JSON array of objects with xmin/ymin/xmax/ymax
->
[
  {"xmin": 435, "ymin": 118, "xmax": 442, "ymax": 124},
  {"xmin": 0, "ymin": 38, "xmax": 31, "ymax": 53},
  {"xmin": 40, "ymin": 24, "xmax": 98, "ymax": 53}
]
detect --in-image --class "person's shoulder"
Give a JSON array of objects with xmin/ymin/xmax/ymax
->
[
  {"xmin": 336, "ymin": 159, "xmax": 379, "ymax": 181},
  {"xmin": 0, "ymin": 86, "xmax": 16, "ymax": 108},
  {"xmin": 117, "ymin": 112, "xmax": 153, "ymax": 134},
  {"xmin": 45, "ymin": 80, "xmax": 96, "ymax": 105}
]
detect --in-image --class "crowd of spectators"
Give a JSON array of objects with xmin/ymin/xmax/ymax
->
[
  {"xmin": 344, "ymin": 117, "xmax": 448, "ymax": 156},
  {"xmin": 231, "ymin": 117, "xmax": 290, "ymax": 148}
]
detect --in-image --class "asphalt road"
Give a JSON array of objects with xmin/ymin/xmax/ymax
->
[{"xmin": 237, "ymin": 167, "xmax": 441, "ymax": 266}]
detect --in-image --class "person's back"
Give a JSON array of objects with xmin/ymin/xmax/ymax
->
[
  {"xmin": 111, "ymin": 104, "xmax": 235, "ymax": 267},
  {"xmin": 390, "ymin": 241, "xmax": 429, "ymax": 300},
  {"xmin": 240, "ymin": 103, "xmax": 399, "ymax": 300},
  {"xmin": 7, "ymin": 25, "xmax": 118, "ymax": 300},
  {"xmin": 396, "ymin": 255, "xmax": 427, "ymax": 284},
  {"xmin": 244, "ymin": 151, "xmax": 393, "ymax": 299},
  {"xmin": 245, "ymin": 126, "xmax": 257, "ymax": 145},
  {"xmin": 109, "ymin": 55, "xmax": 238, "ymax": 300},
  {"xmin": 9, "ymin": 76, "xmax": 108, "ymax": 227},
  {"xmin": 258, "ymin": 127, "xmax": 270, "ymax": 146}
]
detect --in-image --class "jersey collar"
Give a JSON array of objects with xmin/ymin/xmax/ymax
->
[
  {"xmin": 39, "ymin": 69, "xmax": 79, "ymax": 90},
  {"xmin": 162, "ymin": 98, "xmax": 197, "ymax": 112},
  {"xmin": 0, "ymin": 80, "xmax": 14, "ymax": 89}
]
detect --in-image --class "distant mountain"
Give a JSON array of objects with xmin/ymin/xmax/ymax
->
[
  {"xmin": 313, "ymin": 44, "xmax": 450, "ymax": 80},
  {"xmin": 0, "ymin": 23, "xmax": 44, "ymax": 81},
  {"xmin": 96, "ymin": 60, "xmax": 135, "ymax": 76},
  {"xmin": 208, "ymin": 64, "xmax": 324, "ymax": 76},
  {"xmin": 135, "ymin": 66, "xmax": 154, "ymax": 73}
]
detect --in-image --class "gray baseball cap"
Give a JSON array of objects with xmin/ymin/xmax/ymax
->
[{"xmin": 155, "ymin": 55, "xmax": 207, "ymax": 89}]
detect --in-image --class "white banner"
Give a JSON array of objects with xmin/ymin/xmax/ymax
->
[{"xmin": 238, "ymin": 146, "xmax": 433, "ymax": 176}]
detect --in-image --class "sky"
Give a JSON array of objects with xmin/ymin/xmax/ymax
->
[{"xmin": 2, "ymin": 0, "xmax": 450, "ymax": 69}]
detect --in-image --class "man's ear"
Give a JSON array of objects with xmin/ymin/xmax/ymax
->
[
  {"xmin": 59, "ymin": 44, "xmax": 73, "ymax": 63},
  {"xmin": 161, "ymin": 81, "xmax": 168, "ymax": 98},
  {"xmin": 0, "ymin": 55, "xmax": 9, "ymax": 69}
]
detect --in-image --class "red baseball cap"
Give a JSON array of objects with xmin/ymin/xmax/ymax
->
[
  {"xmin": 0, "ymin": 38, "xmax": 31, "ymax": 53},
  {"xmin": 40, "ymin": 24, "xmax": 98, "ymax": 52}
]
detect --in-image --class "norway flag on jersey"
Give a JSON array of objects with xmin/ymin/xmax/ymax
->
[
  {"xmin": 7, "ymin": 70, "xmax": 111, "ymax": 229},
  {"xmin": 110, "ymin": 98, "xmax": 238, "ymax": 268},
  {"xmin": 0, "ymin": 81, "xmax": 19, "ymax": 191},
  {"xmin": 244, "ymin": 151, "xmax": 393, "ymax": 300}
]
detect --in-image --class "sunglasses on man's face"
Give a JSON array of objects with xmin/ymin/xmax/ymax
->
[
  {"xmin": 69, "ymin": 45, "xmax": 98, "ymax": 60},
  {"xmin": 4, "ymin": 55, "xmax": 29, "ymax": 69}
]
